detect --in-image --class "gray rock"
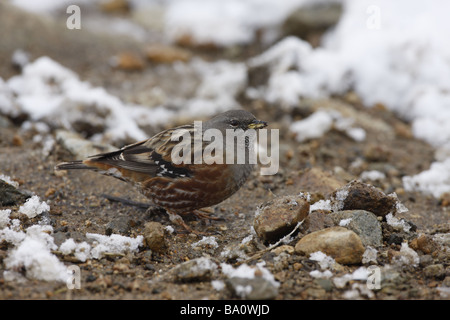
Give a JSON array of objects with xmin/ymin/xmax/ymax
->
[
  {"xmin": 226, "ymin": 277, "xmax": 278, "ymax": 300},
  {"xmin": 171, "ymin": 257, "xmax": 218, "ymax": 282},
  {"xmin": 0, "ymin": 179, "xmax": 29, "ymax": 206},
  {"xmin": 330, "ymin": 210, "xmax": 383, "ymax": 247},
  {"xmin": 282, "ymin": 2, "xmax": 343, "ymax": 46},
  {"xmin": 314, "ymin": 278, "xmax": 334, "ymax": 292},
  {"xmin": 423, "ymin": 264, "xmax": 445, "ymax": 279},
  {"xmin": 380, "ymin": 267, "xmax": 403, "ymax": 287},
  {"xmin": 55, "ymin": 130, "xmax": 116, "ymax": 159},
  {"xmin": 419, "ymin": 255, "xmax": 433, "ymax": 267},
  {"xmin": 0, "ymin": 115, "xmax": 13, "ymax": 128},
  {"xmin": 105, "ymin": 216, "xmax": 131, "ymax": 235},
  {"xmin": 432, "ymin": 233, "xmax": 450, "ymax": 247}
]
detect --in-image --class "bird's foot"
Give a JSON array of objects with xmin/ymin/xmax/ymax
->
[
  {"xmin": 192, "ymin": 208, "xmax": 223, "ymax": 221},
  {"xmin": 167, "ymin": 212, "xmax": 210, "ymax": 236}
]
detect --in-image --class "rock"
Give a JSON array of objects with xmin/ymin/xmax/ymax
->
[
  {"xmin": 105, "ymin": 216, "xmax": 131, "ymax": 235},
  {"xmin": 390, "ymin": 243, "xmax": 419, "ymax": 267},
  {"xmin": 55, "ymin": 130, "xmax": 116, "ymax": 159},
  {"xmin": 100, "ymin": 0, "xmax": 130, "ymax": 14},
  {"xmin": 314, "ymin": 278, "xmax": 334, "ymax": 292},
  {"xmin": 419, "ymin": 255, "xmax": 433, "ymax": 267},
  {"xmin": 330, "ymin": 180, "xmax": 398, "ymax": 218},
  {"xmin": 409, "ymin": 234, "xmax": 438, "ymax": 254},
  {"xmin": 432, "ymin": 233, "xmax": 450, "ymax": 248},
  {"xmin": 0, "ymin": 179, "xmax": 29, "ymax": 206},
  {"xmin": 146, "ymin": 44, "xmax": 192, "ymax": 63},
  {"xmin": 294, "ymin": 226, "xmax": 365, "ymax": 264},
  {"xmin": 0, "ymin": 115, "xmax": 13, "ymax": 128},
  {"xmin": 386, "ymin": 233, "xmax": 405, "ymax": 245},
  {"xmin": 330, "ymin": 210, "xmax": 383, "ymax": 247},
  {"xmin": 362, "ymin": 246, "xmax": 378, "ymax": 264},
  {"xmin": 300, "ymin": 210, "xmax": 334, "ymax": 233},
  {"xmin": 110, "ymin": 52, "xmax": 145, "ymax": 71},
  {"xmin": 226, "ymin": 277, "xmax": 278, "ymax": 300},
  {"xmin": 247, "ymin": 64, "xmax": 271, "ymax": 88},
  {"xmin": 281, "ymin": 2, "xmax": 343, "ymax": 47},
  {"xmin": 363, "ymin": 144, "xmax": 391, "ymax": 162},
  {"xmin": 270, "ymin": 245, "xmax": 294, "ymax": 255},
  {"xmin": 440, "ymin": 192, "xmax": 450, "ymax": 207},
  {"xmin": 171, "ymin": 257, "xmax": 217, "ymax": 282},
  {"xmin": 443, "ymin": 276, "xmax": 450, "ymax": 287},
  {"xmin": 254, "ymin": 195, "xmax": 309, "ymax": 243},
  {"xmin": 12, "ymin": 134, "xmax": 23, "ymax": 147},
  {"xmin": 380, "ymin": 267, "xmax": 403, "ymax": 287},
  {"xmin": 143, "ymin": 222, "xmax": 167, "ymax": 253},
  {"xmin": 296, "ymin": 167, "xmax": 346, "ymax": 199},
  {"xmin": 423, "ymin": 264, "xmax": 445, "ymax": 279}
]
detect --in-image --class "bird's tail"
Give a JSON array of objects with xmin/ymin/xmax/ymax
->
[{"xmin": 54, "ymin": 160, "xmax": 93, "ymax": 171}]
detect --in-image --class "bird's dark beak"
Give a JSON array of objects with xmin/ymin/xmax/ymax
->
[{"xmin": 247, "ymin": 119, "xmax": 268, "ymax": 130}]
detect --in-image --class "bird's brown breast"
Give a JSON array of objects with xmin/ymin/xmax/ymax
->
[{"xmin": 140, "ymin": 163, "xmax": 248, "ymax": 212}]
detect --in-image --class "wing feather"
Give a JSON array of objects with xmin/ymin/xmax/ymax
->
[{"xmin": 84, "ymin": 124, "xmax": 196, "ymax": 177}]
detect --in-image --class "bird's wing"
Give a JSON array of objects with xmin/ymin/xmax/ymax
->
[{"xmin": 84, "ymin": 124, "xmax": 197, "ymax": 178}]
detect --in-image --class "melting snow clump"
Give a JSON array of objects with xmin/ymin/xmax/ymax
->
[{"xmin": 18, "ymin": 195, "xmax": 50, "ymax": 219}]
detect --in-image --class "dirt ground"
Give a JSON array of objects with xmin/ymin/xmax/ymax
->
[{"xmin": 0, "ymin": 2, "xmax": 448, "ymax": 300}]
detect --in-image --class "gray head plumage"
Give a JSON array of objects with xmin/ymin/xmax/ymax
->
[{"xmin": 204, "ymin": 110, "xmax": 267, "ymax": 133}]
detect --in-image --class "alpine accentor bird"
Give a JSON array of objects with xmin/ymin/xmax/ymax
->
[{"xmin": 55, "ymin": 109, "xmax": 267, "ymax": 233}]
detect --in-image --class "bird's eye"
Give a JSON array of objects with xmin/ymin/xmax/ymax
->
[{"xmin": 229, "ymin": 119, "xmax": 239, "ymax": 127}]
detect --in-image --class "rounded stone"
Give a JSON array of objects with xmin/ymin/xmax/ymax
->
[{"xmin": 295, "ymin": 226, "xmax": 365, "ymax": 264}]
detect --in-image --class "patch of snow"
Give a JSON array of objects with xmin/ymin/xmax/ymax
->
[
  {"xmin": 4, "ymin": 237, "xmax": 69, "ymax": 282},
  {"xmin": 4, "ymin": 56, "xmax": 174, "ymax": 145},
  {"xmin": 290, "ymin": 110, "xmax": 334, "ymax": 142},
  {"xmin": 220, "ymin": 262, "xmax": 280, "ymax": 288},
  {"xmin": 165, "ymin": 0, "xmax": 310, "ymax": 47},
  {"xmin": 403, "ymin": 158, "xmax": 450, "ymax": 198},
  {"xmin": 309, "ymin": 199, "xmax": 332, "ymax": 213},
  {"xmin": 211, "ymin": 279, "xmax": 225, "ymax": 291},
  {"xmin": 339, "ymin": 218, "xmax": 352, "ymax": 227},
  {"xmin": 0, "ymin": 174, "xmax": 19, "ymax": 188},
  {"xmin": 309, "ymin": 269, "xmax": 333, "ymax": 279},
  {"xmin": 18, "ymin": 195, "xmax": 50, "ymax": 219},
  {"xmin": 386, "ymin": 213, "xmax": 411, "ymax": 233},
  {"xmin": 392, "ymin": 242, "xmax": 419, "ymax": 267},
  {"xmin": 86, "ymin": 233, "xmax": 144, "ymax": 259},
  {"xmin": 361, "ymin": 170, "xmax": 386, "ymax": 181},
  {"xmin": 362, "ymin": 246, "xmax": 378, "ymax": 264},
  {"xmin": 191, "ymin": 236, "xmax": 219, "ymax": 249},
  {"xmin": 309, "ymin": 251, "xmax": 336, "ymax": 270}
]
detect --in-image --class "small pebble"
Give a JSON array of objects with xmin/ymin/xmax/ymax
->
[{"xmin": 143, "ymin": 221, "xmax": 167, "ymax": 253}]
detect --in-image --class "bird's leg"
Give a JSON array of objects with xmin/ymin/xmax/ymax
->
[
  {"xmin": 102, "ymin": 194, "xmax": 151, "ymax": 209},
  {"xmin": 167, "ymin": 211, "xmax": 209, "ymax": 236},
  {"xmin": 192, "ymin": 208, "xmax": 223, "ymax": 221}
]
